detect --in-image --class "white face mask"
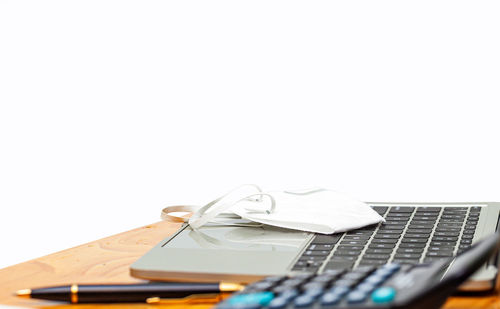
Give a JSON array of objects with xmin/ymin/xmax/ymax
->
[{"xmin": 162, "ymin": 184, "xmax": 384, "ymax": 234}]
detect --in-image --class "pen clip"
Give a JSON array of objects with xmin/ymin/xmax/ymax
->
[{"xmin": 146, "ymin": 293, "xmax": 224, "ymax": 305}]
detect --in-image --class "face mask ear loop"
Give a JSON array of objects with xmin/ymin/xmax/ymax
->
[
  {"xmin": 234, "ymin": 193, "xmax": 276, "ymax": 214},
  {"xmin": 188, "ymin": 184, "xmax": 264, "ymax": 229}
]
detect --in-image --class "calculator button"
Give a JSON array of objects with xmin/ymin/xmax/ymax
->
[
  {"xmin": 320, "ymin": 292, "xmax": 342, "ymax": 306},
  {"xmin": 355, "ymin": 282, "xmax": 377, "ymax": 293},
  {"xmin": 303, "ymin": 287, "xmax": 324, "ymax": 299},
  {"xmin": 328, "ymin": 286, "xmax": 350, "ymax": 296},
  {"xmin": 371, "ymin": 287, "xmax": 397, "ymax": 303},
  {"xmin": 279, "ymin": 289, "xmax": 299, "ymax": 300},
  {"xmin": 365, "ymin": 274, "xmax": 386, "ymax": 286},
  {"xmin": 347, "ymin": 290, "xmax": 368, "ymax": 303},
  {"xmin": 227, "ymin": 291, "xmax": 274, "ymax": 306},
  {"xmin": 268, "ymin": 297, "xmax": 289, "ymax": 309},
  {"xmin": 293, "ymin": 294, "xmax": 315, "ymax": 307}
]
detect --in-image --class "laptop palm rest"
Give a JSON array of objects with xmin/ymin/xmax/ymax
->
[{"xmin": 130, "ymin": 224, "xmax": 312, "ymax": 283}]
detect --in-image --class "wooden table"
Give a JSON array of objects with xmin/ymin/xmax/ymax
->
[{"xmin": 0, "ymin": 220, "xmax": 499, "ymax": 308}]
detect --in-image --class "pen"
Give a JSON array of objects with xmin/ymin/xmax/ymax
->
[{"xmin": 16, "ymin": 282, "xmax": 244, "ymax": 303}]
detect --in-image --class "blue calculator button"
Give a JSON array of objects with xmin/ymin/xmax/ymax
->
[
  {"xmin": 347, "ymin": 290, "xmax": 368, "ymax": 303},
  {"xmin": 371, "ymin": 287, "xmax": 397, "ymax": 303},
  {"xmin": 320, "ymin": 292, "xmax": 341, "ymax": 306},
  {"xmin": 268, "ymin": 297, "xmax": 289, "ymax": 309},
  {"xmin": 228, "ymin": 292, "xmax": 274, "ymax": 306},
  {"xmin": 294, "ymin": 295, "xmax": 315, "ymax": 307}
]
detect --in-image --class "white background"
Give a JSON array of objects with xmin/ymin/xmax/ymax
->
[{"xmin": 1, "ymin": 0, "xmax": 499, "ymax": 269}]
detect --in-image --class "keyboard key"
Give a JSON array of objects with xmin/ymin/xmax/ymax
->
[
  {"xmin": 428, "ymin": 246, "xmax": 455, "ymax": 251},
  {"xmin": 307, "ymin": 244, "xmax": 334, "ymax": 251},
  {"xmin": 441, "ymin": 215, "xmax": 465, "ymax": 220},
  {"xmin": 363, "ymin": 254, "xmax": 391, "ymax": 260},
  {"xmin": 374, "ymin": 234, "xmax": 400, "ymax": 239},
  {"xmin": 377, "ymin": 229, "xmax": 403, "ymax": 234},
  {"xmin": 435, "ymin": 228, "xmax": 461, "ymax": 233},
  {"xmin": 372, "ymin": 206, "xmax": 388, "ymax": 214},
  {"xmin": 341, "ymin": 240, "xmax": 368, "ymax": 246},
  {"xmin": 380, "ymin": 224, "xmax": 406, "ymax": 230},
  {"xmin": 369, "ymin": 243, "xmax": 396, "ymax": 249},
  {"xmin": 424, "ymin": 257, "xmax": 447, "ymax": 263},
  {"xmin": 416, "ymin": 207, "xmax": 441, "ymax": 212},
  {"xmin": 446, "ymin": 207, "xmax": 468, "ymax": 210},
  {"xmin": 298, "ymin": 256, "xmax": 325, "ymax": 261},
  {"xmin": 406, "ymin": 228, "xmax": 432, "ymax": 233},
  {"xmin": 403, "ymin": 233, "xmax": 430, "ymax": 238},
  {"xmin": 392, "ymin": 258, "xmax": 419, "ymax": 264},
  {"xmin": 337, "ymin": 245, "xmax": 364, "ymax": 251},
  {"xmin": 294, "ymin": 261, "xmax": 323, "ymax": 268},
  {"xmin": 394, "ymin": 253, "xmax": 421, "ymax": 259},
  {"xmin": 334, "ymin": 250, "xmax": 362, "ymax": 256},
  {"xmin": 411, "ymin": 220, "xmax": 438, "ymax": 225},
  {"xmin": 325, "ymin": 260, "xmax": 354, "ymax": 270},
  {"xmin": 432, "ymin": 236, "xmax": 458, "ymax": 242},
  {"xmin": 434, "ymin": 232, "xmax": 460, "ymax": 237},
  {"xmin": 398, "ymin": 242, "xmax": 426, "ymax": 248},
  {"xmin": 429, "ymin": 241, "xmax": 456, "ymax": 247},
  {"xmin": 358, "ymin": 259, "xmax": 387, "ymax": 266},
  {"xmin": 401, "ymin": 238, "xmax": 428, "ymax": 243},
  {"xmin": 331, "ymin": 255, "xmax": 357, "ymax": 261},
  {"xmin": 409, "ymin": 224, "xmax": 435, "ymax": 229},
  {"xmin": 426, "ymin": 251, "xmax": 454, "ymax": 257},
  {"xmin": 390, "ymin": 207, "xmax": 415, "ymax": 213},
  {"xmin": 312, "ymin": 235, "xmax": 341, "ymax": 244},
  {"xmin": 412, "ymin": 216, "xmax": 438, "ymax": 221},
  {"xmin": 366, "ymin": 248, "xmax": 393, "ymax": 254},
  {"xmin": 343, "ymin": 235, "xmax": 371, "ymax": 241},
  {"xmin": 372, "ymin": 238, "xmax": 399, "ymax": 244},
  {"xmin": 346, "ymin": 230, "xmax": 374, "ymax": 235},
  {"xmin": 397, "ymin": 248, "xmax": 424, "ymax": 254}
]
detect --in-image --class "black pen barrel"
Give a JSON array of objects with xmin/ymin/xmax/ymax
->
[
  {"xmin": 31, "ymin": 283, "xmax": 220, "ymax": 303},
  {"xmin": 30, "ymin": 286, "xmax": 72, "ymax": 302}
]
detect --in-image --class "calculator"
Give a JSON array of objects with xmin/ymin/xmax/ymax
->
[{"xmin": 217, "ymin": 230, "xmax": 500, "ymax": 309}]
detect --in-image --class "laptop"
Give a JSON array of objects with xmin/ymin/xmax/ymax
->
[{"xmin": 130, "ymin": 202, "xmax": 500, "ymax": 291}]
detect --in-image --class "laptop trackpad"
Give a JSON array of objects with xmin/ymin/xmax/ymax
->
[{"xmin": 152, "ymin": 225, "xmax": 311, "ymax": 280}]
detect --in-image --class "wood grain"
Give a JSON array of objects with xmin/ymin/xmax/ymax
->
[{"xmin": 0, "ymin": 220, "xmax": 498, "ymax": 309}]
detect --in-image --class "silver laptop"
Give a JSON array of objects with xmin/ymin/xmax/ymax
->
[{"xmin": 130, "ymin": 202, "xmax": 500, "ymax": 291}]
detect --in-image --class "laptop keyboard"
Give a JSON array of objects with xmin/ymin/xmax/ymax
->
[{"xmin": 292, "ymin": 206, "xmax": 481, "ymax": 272}]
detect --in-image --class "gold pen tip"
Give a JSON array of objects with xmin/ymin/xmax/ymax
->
[
  {"xmin": 16, "ymin": 289, "xmax": 32, "ymax": 298},
  {"xmin": 146, "ymin": 297, "xmax": 160, "ymax": 304},
  {"xmin": 219, "ymin": 283, "xmax": 245, "ymax": 292}
]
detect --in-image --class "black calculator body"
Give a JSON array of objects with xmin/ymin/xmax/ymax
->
[{"xmin": 217, "ymin": 231, "xmax": 500, "ymax": 309}]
